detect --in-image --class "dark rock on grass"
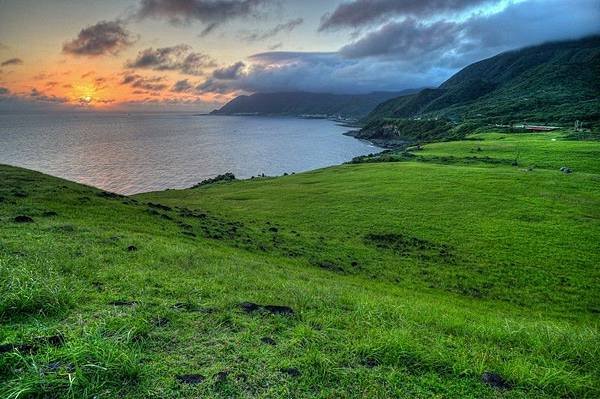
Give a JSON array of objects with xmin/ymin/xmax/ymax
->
[
  {"xmin": 240, "ymin": 302, "xmax": 261, "ymax": 313},
  {"xmin": 14, "ymin": 215, "xmax": 34, "ymax": 223},
  {"xmin": 42, "ymin": 211, "xmax": 58, "ymax": 217},
  {"xmin": 0, "ymin": 343, "xmax": 36, "ymax": 354},
  {"xmin": 214, "ymin": 370, "xmax": 229, "ymax": 383},
  {"xmin": 482, "ymin": 372, "xmax": 512, "ymax": 390},
  {"xmin": 176, "ymin": 374, "xmax": 205, "ymax": 384},
  {"xmin": 239, "ymin": 302, "xmax": 294, "ymax": 316},
  {"xmin": 109, "ymin": 300, "xmax": 138, "ymax": 306},
  {"xmin": 280, "ymin": 367, "xmax": 301, "ymax": 378},
  {"xmin": 362, "ymin": 357, "xmax": 380, "ymax": 368},
  {"xmin": 127, "ymin": 245, "xmax": 138, "ymax": 252},
  {"xmin": 264, "ymin": 305, "xmax": 294, "ymax": 315},
  {"xmin": 261, "ymin": 337, "xmax": 277, "ymax": 346},
  {"xmin": 560, "ymin": 166, "xmax": 573, "ymax": 174}
]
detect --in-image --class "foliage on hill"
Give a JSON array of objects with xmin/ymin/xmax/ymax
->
[{"xmin": 210, "ymin": 90, "xmax": 418, "ymax": 118}]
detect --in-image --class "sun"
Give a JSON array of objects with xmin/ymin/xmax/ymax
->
[{"xmin": 73, "ymin": 83, "xmax": 97, "ymax": 106}]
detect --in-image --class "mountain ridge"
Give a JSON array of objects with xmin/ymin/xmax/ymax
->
[
  {"xmin": 210, "ymin": 90, "xmax": 420, "ymax": 119},
  {"xmin": 354, "ymin": 35, "xmax": 600, "ymax": 146}
]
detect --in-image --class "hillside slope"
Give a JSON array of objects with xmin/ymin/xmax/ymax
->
[
  {"xmin": 211, "ymin": 90, "xmax": 417, "ymax": 119},
  {"xmin": 2, "ymin": 132, "xmax": 599, "ymax": 398},
  {"xmin": 364, "ymin": 36, "xmax": 600, "ymax": 130}
]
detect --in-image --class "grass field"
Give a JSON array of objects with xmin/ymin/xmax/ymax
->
[{"xmin": 1, "ymin": 132, "xmax": 599, "ymax": 398}]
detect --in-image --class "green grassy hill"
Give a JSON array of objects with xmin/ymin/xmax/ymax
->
[
  {"xmin": 359, "ymin": 36, "xmax": 600, "ymax": 145},
  {"xmin": 1, "ymin": 132, "xmax": 599, "ymax": 398}
]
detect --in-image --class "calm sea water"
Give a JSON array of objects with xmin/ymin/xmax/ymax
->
[{"xmin": 0, "ymin": 112, "xmax": 378, "ymax": 195}]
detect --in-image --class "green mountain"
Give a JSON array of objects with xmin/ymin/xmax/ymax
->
[
  {"xmin": 210, "ymin": 90, "xmax": 418, "ymax": 119},
  {"xmin": 356, "ymin": 36, "xmax": 600, "ymax": 146}
]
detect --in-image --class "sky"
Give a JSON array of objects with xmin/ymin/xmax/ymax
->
[{"xmin": 0, "ymin": 0, "xmax": 598, "ymax": 112}]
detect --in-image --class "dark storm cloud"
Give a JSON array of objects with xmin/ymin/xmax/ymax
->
[
  {"xmin": 243, "ymin": 18, "xmax": 303, "ymax": 41},
  {"xmin": 171, "ymin": 79, "xmax": 194, "ymax": 92},
  {"xmin": 340, "ymin": 18, "xmax": 461, "ymax": 58},
  {"xmin": 0, "ymin": 87, "xmax": 9, "ymax": 95},
  {"xmin": 135, "ymin": 0, "xmax": 270, "ymax": 25},
  {"xmin": 121, "ymin": 73, "xmax": 169, "ymax": 91},
  {"xmin": 340, "ymin": 0, "xmax": 600, "ymax": 63},
  {"xmin": 319, "ymin": 0, "xmax": 491, "ymax": 31},
  {"xmin": 212, "ymin": 61, "xmax": 245, "ymax": 79},
  {"xmin": 62, "ymin": 20, "xmax": 136, "ymax": 56},
  {"xmin": 126, "ymin": 45, "xmax": 216, "ymax": 75},
  {"xmin": 1, "ymin": 57, "xmax": 24, "ymax": 66}
]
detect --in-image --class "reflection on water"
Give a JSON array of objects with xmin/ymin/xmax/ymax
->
[{"xmin": 0, "ymin": 112, "xmax": 379, "ymax": 194}]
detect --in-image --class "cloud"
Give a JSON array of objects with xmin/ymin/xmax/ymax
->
[
  {"xmin": 340, "ymin": 18, "xmax": 461, "ymax": 59},
  {"xmin": 196, "ymin": 51, "xmax": 438, "ymax": 94},
  {"xmin": 121, "ymin": 73, "xmax": 169, "ymax": 91},
  {"xmin": 135, "ymin": 0, "xmax": 270, "ymax": 26},
  {"xmin": 29, "ymin": 88, "xmax": 69, "ymax": 103},
  {"xmin": 195, "ymin": 0, "xmax": 600, "ymax": 96},
  {"xmin": 339, "ymin": 0, "xmax": 600, "ymax": 65},
  {"xmin": 268, "ymin": 42, "xmax": 283, "ymax": 50},
  {"xmin": 63, "ymin": 20, "xmax": 136, "ymax": 56},
  {"xmin": 243, "ymin": 18, "xmax": 303, "ymax": 41},
  {"xmin": 0, "ymin": 42, "xmax": 8, "ymax": 50},
  {"xmin": 199, "ymin": 22, "xmax": 219, "ymax": 37},
  {"xmin": 126, "ymin": 44, "xmax": 216, "ymax": 75},
  {"xmin": 319, "ymin": 0, "xmax": 491, "ymax": 31},
  {"xmin": 212, "ymin": 61, "xmax": 245, "ymax": 79},
  {"xmin": 1, "ymin": 58, "xmax": 24, "ymax": 67},
  {"xmin": 0, "ymin": 87, "xmax": 10, "ymax": 95},
  {"xmin": 171, "ymin": 79, "xmax": 195, "ymax": 92}
]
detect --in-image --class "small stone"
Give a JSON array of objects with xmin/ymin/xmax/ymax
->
[
  {"xmin": 176, "ymin": 374, "xmax": 205, "ymax": 384},
  {"xmin": 261, "ymin": 337, "xmax": 277, "ymax": 345},
  {"xmin": 482, "ymin": 372, "xmax": 511, "ymax": 390},
  {"xmin": 109, "ymin": 300, "xmax": 137, "ymax": 306},
  {"xmin": 263, "ymin": 305, "xmax": 294, "ymax": 316},
  {"xmin": 214, "ymin": 370, "xmax": 229, "ymax": 383},
  {"xmin": 280, "ymin": 367, "xmax": 301, "ymax": 378},
  {"xmin": 240, "ymin": 302, "xmax": 261, "ymax": 313}
]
